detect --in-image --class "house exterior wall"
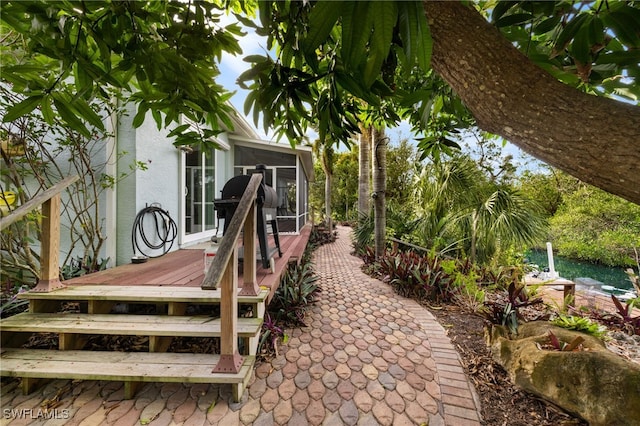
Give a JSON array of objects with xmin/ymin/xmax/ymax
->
[{"xmin": 114, "ymin": 108, "xmax": 180, "ymax": 265}]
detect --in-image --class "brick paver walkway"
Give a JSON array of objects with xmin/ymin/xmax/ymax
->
[{"xmin": 1, "ymin": 226, "xmax": 482, "ymax": 425}]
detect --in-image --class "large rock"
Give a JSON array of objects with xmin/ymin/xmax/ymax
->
[{"xmin": 487, "ymin": 321, "xmax": 640, "ymax": 426}]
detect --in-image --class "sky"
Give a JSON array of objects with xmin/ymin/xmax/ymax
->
[{"xmin": 216, "ymin": 13, "xmax": 541, "ymax": 173}]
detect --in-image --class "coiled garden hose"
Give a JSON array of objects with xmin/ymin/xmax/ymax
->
[{"xmin": 131, "ymin": 204, "xmax": 178, "ymax": 259}]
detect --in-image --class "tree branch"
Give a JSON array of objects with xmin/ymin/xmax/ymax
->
[{"xmin": 423, "ymin": 1, "xmax": 640, "ymax": 205}]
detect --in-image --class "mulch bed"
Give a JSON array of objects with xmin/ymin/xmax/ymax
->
[{"xmin": 427, "ymin": 304, "xmax": 587, "ymax": 426}]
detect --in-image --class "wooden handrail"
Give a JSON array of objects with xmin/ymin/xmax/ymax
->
[
  {"xmin": 201, "ymin": 172, "xmax": 262, "ymax": 374},
  {"xmin": 0, "ymin": 175, "xmax": 79, "ymax": 231},
  {"xmin": 0, "ymin": 175, "xmax": 80, "ymax": 293}
]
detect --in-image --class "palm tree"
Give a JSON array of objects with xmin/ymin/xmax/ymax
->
[
  {"xmin": 414, "ymin": 155, "xmax": 545, "ymax": 264},
  {"xmin": 461, "ymin": 188, "xmax": 546, "ymax": 264}
]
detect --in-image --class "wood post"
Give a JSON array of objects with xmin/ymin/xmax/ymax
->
[
  {"xmin": 212, "ymin": 247, "xmax": 243, "ymax": 374},
  {"xmin": 240, "ymin": 201, "xmax": 259, "ymax": 296},
  {"xmin": 32, "ymin": 195, "xmax": 65, "ymax": 292}
]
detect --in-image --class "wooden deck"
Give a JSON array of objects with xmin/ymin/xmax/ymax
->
[{"xmin": 63, "ymin": 225, "xmax": 311, "ymax": 302}]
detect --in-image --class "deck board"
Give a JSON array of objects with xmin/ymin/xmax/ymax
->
[
  {"xmin": 61, "ymin": 226, "xmax": 311, "ymax": 297},
  {"xmin": 0, "ymin": 313, "xmax": 262, "ymax": 337},
  {"xmin": 19, "ymin": 285, "xmax": 269, "ymax": 303},
  {"xmin": 0, "ymin": 349, "xmax": 254, "ymax": 384}
]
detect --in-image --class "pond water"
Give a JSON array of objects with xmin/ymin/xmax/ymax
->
[{"xmin": 526, "ymin": 249, "xmax": 633, "ymax": 293}]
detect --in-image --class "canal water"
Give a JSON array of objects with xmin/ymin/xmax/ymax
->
[{"xmin": 526, "ymin": 249, "xmax": 633, "ymax": 293}]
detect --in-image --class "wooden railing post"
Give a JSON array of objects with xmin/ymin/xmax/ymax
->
[
  {"xmin": 240, "ymin": 201, "xmax": 259, "ymax": 296},
  {"xmin": 32, "ymin": 194, "xmax": 65, "ymax": 292},
  {"xmin": 212, "ymin": 246, "xmax": 243, "ymax": 373}
]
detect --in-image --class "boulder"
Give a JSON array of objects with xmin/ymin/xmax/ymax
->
[{"xmin": 487, "ymin": 321, "xmax": 640, "ymax": 426}]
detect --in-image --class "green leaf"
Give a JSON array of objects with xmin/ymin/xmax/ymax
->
[
  {"xmin": 40, "ymin": 95, "xmax": 54, "ymax": 125},
  {"xmin": 303, "ymin": 1, "xmax": 343, "ymax": 55},
  {"xmin": 496, "ymin": 13, "xmax": 533, "ymax": 28},
  {"xmin": 571, "ymin": 19, "xmax": 592, "ymax": 64},
  {"xmin": 341, "ymin": 1, "xmax": 372, "ymax": 69},
  {"xmin": 399, "ymin": 89, "xmax": 432, "ymax": 108},
  {"xmin": 597, "ymin": 50, "xmax": 640, "ymax": 67},
  {"xmin": 364, "ymin": 1, "xmax": 398, "ymax": 87},
  {"xmin": 334, "ymin": 71, "xmax": 378, "ymax": 105},
  {"xmin": 52, "ymin": 95, "xmax": 91, "ymax": 137},
  {"xmin": 2, "ymin": 95, "xmax": 43, "ymax": 122},
  {"xmin": 603, "ymin": 10, "xmax": 640, "ymax": 48},
  {"xmin": 554, "ymin": 13, "xmax": 590, "ymax": 53},
  {"xmin": 72, "ymin": 98, "xmax": 105, "ymax": 131},
  {"xmin": 588, "ymin": 16, "xmax": 604, "ymax": 46},
  {"xmin": 132, "ymin": 102, "xmax": 149, "ymax": 128},
  {"xmin": 491, "ymin": 1, "xmax": 520, "ymax": 23},
  {"xmin": 398, "ymin": 1, "xmax": 432, "ymax": 72},
  {"xmin": 534, "ymin": 16, "xmax": 561, "ymax": 35},
  {"xmin": 168, "ymin": 124, "xmax": 191, "ymax": 137}
]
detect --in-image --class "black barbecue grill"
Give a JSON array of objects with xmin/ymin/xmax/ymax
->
[{"xmin": 214, "ymin": 165, "xmax": 282, "ymax": 270}]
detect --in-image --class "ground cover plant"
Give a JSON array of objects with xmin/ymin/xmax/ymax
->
[{"xmin": 257, "ymin": 229, "xmax": 323, "ymax": 359}]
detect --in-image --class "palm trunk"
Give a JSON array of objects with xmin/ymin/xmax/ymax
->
[
  {"xmin": 325, "ymin": 171, "xmax": 332, "ymax": 231},
  {"xmin": 372, "ymin": 126, "xmax": 387, "ymax": 258},
  {"xmin": 358, "ymin": 123, "xmax": 371, "ymax": 219}
]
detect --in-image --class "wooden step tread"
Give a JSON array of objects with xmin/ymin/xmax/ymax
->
[
  {"xmin": 18, "ymin": 285, "xmax": 269, "ymax": 303},
  {"xmin": 0, "ymin": 348, "xmax": 255, "ymax": 384},
  {"xmin": 0, "ymin": 313, "xmax": 262, "ymax": 337}
]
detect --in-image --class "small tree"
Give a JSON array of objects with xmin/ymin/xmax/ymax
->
[{"xmin": 1, "ymin": 88, "xmax": 146, "ymax": 285}]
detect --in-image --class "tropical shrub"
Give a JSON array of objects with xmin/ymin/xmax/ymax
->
[
  {"xmin": 610, "ymin": 295, "xmax": 640, "ymax": 336},
  {"xmin": 483, "ymin": 282, "xmax": 545, "ymax": 335},
  {"xmin": 450, "ymin": 269, "xmax": 486, "ymax": 313},
  {"xmin": 269, "ymin": 262, "xmax": 320, "ymax": 326},
  {"xmin": 258, "ymin": 313, "xmax": 286, "ymax": 358},
  {"xmin": 376, "ymin": 248, "xmax": 456, "ymax": 303}
]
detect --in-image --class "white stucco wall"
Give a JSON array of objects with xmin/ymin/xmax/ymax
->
[{"xmin": 114, "ymin": 108, "xmax": 180, "ymax": 265}]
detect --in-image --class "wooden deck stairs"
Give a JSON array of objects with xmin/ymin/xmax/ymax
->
[
  {"xmin": 0, "ymin": 285, "xmax": 268, "ymax": 401},
  {"xmin": 0, "ymin": 174, "xmax": 280, "ymax": 402}
]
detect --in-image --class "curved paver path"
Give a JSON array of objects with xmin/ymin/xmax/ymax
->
[{"xmin": 1, "ymin": 226, "xmax": 482, "ymax": 425}]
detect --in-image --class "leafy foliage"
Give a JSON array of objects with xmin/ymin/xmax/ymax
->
[
  {"xmin": 489, "ymin": 1, "xmax": 640, "ymax": 99},
  {"xmin": 548, "ymin": 184, "xmax": 640, "ymax": 267},
  {"xmin": 610, "ymin": 295, "xmax": 640, "ymax": 336},
  {"xmin": 0, "ymin": 285, "xmax": 30, "ymax": 318},
  {"xmin": 1, "ymin": 1, "xmax": 245, "ymax": 149},
  {"xmin": 239, "ymin": 1, "xmax": 434, "ymax": 147},
  {"xmin": 551, "ymin": 314, "xmax": 607, "ymax": 338},
  {"xmin": 269, "ymin": 262, "xmax": 320, "ymax": 326},
  {"xmin": 483, "ymin": 282, "xmax": 545, "ymax": 335},
  {"xmin": 545, "ymin": 331, "xmax": 586, "ymax": 352},
  {"xmin": 257, "ymin": 313, "xmax": 285, "ymax": 358},
  {"xmin": 61, "ymin": 256, "xmax": 110, "ymax": 280},
  {"xmin": 375, "ymin": 248, "xmax": 456, "ymax": 303}
]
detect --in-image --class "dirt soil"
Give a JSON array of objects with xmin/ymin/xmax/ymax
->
[{"xmin": 427, "ymin": 304, "xmax": 587, "ymax": 426}]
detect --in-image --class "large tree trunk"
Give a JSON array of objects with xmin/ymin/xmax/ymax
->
[
  {"xmin": 358, "ymin": 123, "xmax": 371, "ymax": 218},
  {"xmin": 372, "ymin": 126, "xmax": 387, "ymax": 258},
  {"xmin": 423, "ymin": 1, "xmax": 640, "ymax": 205}
]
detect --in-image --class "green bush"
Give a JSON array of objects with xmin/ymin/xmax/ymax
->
[
  {"xmin": 377, "ymin": 249, "xmax": 456, "ymax": 303},
  {"xmin": 269, "ymin": 262, "xmax": 320, "ymax": 326}
]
